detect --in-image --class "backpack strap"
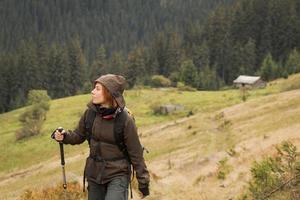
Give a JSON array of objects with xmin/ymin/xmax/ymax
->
[
  {"xmin": 84, "ymin": 108, "xmax": 96, "ymax": 145},
  {"xmin": 114, "ymin": 110, "xmax": 131, "ymax": 163},
  {"xmin": 114, "ymin": 109, "xmax": 134, "ymax": 199}
]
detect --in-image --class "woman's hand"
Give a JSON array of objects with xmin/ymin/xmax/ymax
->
[
  {"xmin": 53, "ymin": 128, "xmax": 66, "ymax": 141},
  {"xmin": 139, "ymin": 193, "xmax": 146, "ymax": 199}
]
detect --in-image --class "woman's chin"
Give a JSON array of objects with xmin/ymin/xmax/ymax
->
[{"xmin": 92, "ymin": 100, "xmax": 101, "ymax": 104}]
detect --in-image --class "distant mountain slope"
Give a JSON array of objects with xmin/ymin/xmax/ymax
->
[{"xmin": 0, "ymin": 0, "xmax": 234, "ymax": 57}]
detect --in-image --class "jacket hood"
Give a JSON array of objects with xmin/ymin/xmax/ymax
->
[{"xmin": 94, "ymin": 74, "xmax": 127, "ymax": 109}]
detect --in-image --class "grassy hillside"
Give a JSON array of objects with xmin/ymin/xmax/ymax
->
[
  {"xmin": 142, "ymin": 78, "xmax": 300, "ymax": 199},
  {"xmin": 1, "ymin": 73, "xmax": 300, "ymax": 199},
  {"xmin": 0, "ymin": 88, "xmax": 244, "ymax": 175}
]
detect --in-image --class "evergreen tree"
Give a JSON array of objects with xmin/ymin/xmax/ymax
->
[
  {"xmin": 285, "ymin": 48, "xmax": 300, "ymax": 74},
  {"xmin": 17, "ymin": 40, "xmax": 40, "ymax": 91},
  {"xmin": 198, "ymin": 65, "xmax": 222, "ymax": 90},
  {"xmin": 164, "ymin": 31, "xmax": 182, "ymax": 77},
  {"xmin": 268, "ymin": 0, "xmax": 297, "ymax": 61},
  {"xmin": 0, "ymin": 0, "xmax": 232, "ymax": 59},
  {"xmin": 152, "ymin": 32, "xmax": 168, "ymax": 76},
  {"xmin": 2, "ymin": 0, "xmax": 300, "ymax": 113},
  {"xmin": 151, "ymin": 31, "xmax": 183, "ymax": 77},
  {"xmin": 235, "ymin": 39, "xmax": 257, "ymax": 76},
  {"xmin": 183, "ymin": 22, "xmax": 203, "ymax": 56},
  {"xmin": 126, "ymin": 46, "xmax": 146, "ymax": 88},
  {"xmin": 143, "ymin": 46, "xmax": 158, "ymax": 77},
  {"xmin": 242, "ymin": 38, "xmax": 257, "ymax": 75},
  {"xmin": 191, "ymin": 41, "xmax": 210, "ymax": 71},
  {"xmin": 36, "ymin": 35, "xmax": 50, "ymax": 89},
  {"xmin": 90, "ymin": 46, "xmax": 107, "ymax": 81},
  {"xmin": 109, "ymin": 51, "xmax": 126, "ymax": 75},
  {"xmin": 204, "ymin": 5, "xmax": 234, "ymax": 84},
  {"xmin": 6, "ymin": 53, "xmax": 24, "ymax": 110},
  {"xmin": 260, "ymin": 53, "xmax": 279, "ymax": 81},
  {"xmin": 48, "ymin": 44, "xmax": 70, "ymax": 98},
  {"xmin": 179, "ymin": 60, "xmax": 198, "ymax": 87},
  {"xmin": 67, "ymin": 37, "xmax": 86, "ymax": 95},
  {"xmin": 0, "ymin": 56, "xmax": 8, "ymax": 112}
]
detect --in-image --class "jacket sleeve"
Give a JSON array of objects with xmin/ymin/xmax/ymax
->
[
  {"xmin": 124, "ymin": 116, "xmax": 150, "ymax": 189},
  {"xmin": 62, "ymin": 109, "xmax": 88, "ymax": 145}
]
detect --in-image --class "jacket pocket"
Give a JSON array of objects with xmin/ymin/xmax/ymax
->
[{"xmin": 84, "ymin": 156, "xmax": 106, "ymax": 184}]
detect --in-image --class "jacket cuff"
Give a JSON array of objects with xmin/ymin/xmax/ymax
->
[{"xmin": 61, "ymin": 132, "xmax": 69, "ymax": 144}]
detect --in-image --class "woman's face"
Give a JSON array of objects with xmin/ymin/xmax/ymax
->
[{"xmin": 91, "ymin": 83, "xmax": 106, "ymax": 104}]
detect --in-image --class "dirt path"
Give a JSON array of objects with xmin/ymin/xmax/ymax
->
[
  {"xmin": 0, "ymin": 113, "xmax": 200, "ymax": 187},
  {"xmin": 0, "ymin": 152, "xmax": 88, "ymax": 187}
]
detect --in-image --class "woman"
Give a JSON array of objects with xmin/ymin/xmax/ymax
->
[{"xmin": 53, "ymin": 74, "xmax": 150, "ymax": 200}]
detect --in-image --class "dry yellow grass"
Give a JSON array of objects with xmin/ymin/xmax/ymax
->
[{"xmin": 144, "ymin": 89, "xmax": 300, "ymax": 200}]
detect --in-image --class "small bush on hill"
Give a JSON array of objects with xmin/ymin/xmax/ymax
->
[
  {"xmin": 150, "ymin": 102, "xmax": 162, "ymax": 115},
  {"xmin": 241, "ymin": 141, "xmax": 300, "ymax": 200},
  {"xmin": 16, "ymin": 90, "xmax": 50, "ymax": 140},
  {"xmin": 176, "ymin": 81, "xmax": 197, "ymax": 91},
  {"xmin": 151, "ymin": 75, "xmax": 171, "ymax": 87},
  {"xmin": 217, "ymin": 157, "xmax": 232, "ymax": 180}
]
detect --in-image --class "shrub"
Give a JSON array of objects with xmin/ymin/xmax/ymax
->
[
  {"xmin": 243, "ymin": 141, "xmax": 300, "ymax": 200},
  {"xmin": 150, "ymin": 102, "xmax": 163, "ymax": 115},
  {"xmin": 249, "ymin": 157, "xmax": 283, "ymax": 198},
  {"xmin": 217, "ymin": 157, "xmax": 232, "ymax": 180},
  {"xmin": 176, "ymin": 81, "xmax": 197, "ymax": 91},
  {"xmin": 151, "ymin": 75, "xmax": 171, "ymax": 87},
  {"xmin": 16, "ymin": 90, "xmax": 50, "ymax": 141},
  {"xmin": 16, "ymin": 110, "xmax": 45, "ymax": 140},
  {"xmin": 176, "ymin": 81, "xmax": 185, "ymax": 88},
  {"xmin": 27, "ymin": 90, "xmax": 51, "ymax": 106},
  {"xmin": 19, "ymin": 181, "xmax": 86, "ymax": 200}
]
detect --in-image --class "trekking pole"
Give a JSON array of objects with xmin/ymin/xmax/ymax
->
[
  {"xmin": 59, "ymin": 141, "xmax": 67, "ymax": 190},
  {"xmin": 51, "ymin": 127, "xmax": 67, "ymax": 190}
]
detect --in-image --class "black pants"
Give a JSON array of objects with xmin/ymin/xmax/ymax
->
[{"xmin": 88, "ymin": 176, "xmax": 129, "ymax": 200}]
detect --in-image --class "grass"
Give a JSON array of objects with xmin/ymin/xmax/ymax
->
[
  {"xmin": 2, "ymin": 72, "xmax": 299, "ymax": 174},
  {"xmin": 1, "ymin": 73, "xmax": 300, "ymax": 199},
  {"xmin": 0, "ymin": 88, "xmax": 243, "ymax": 175}
]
